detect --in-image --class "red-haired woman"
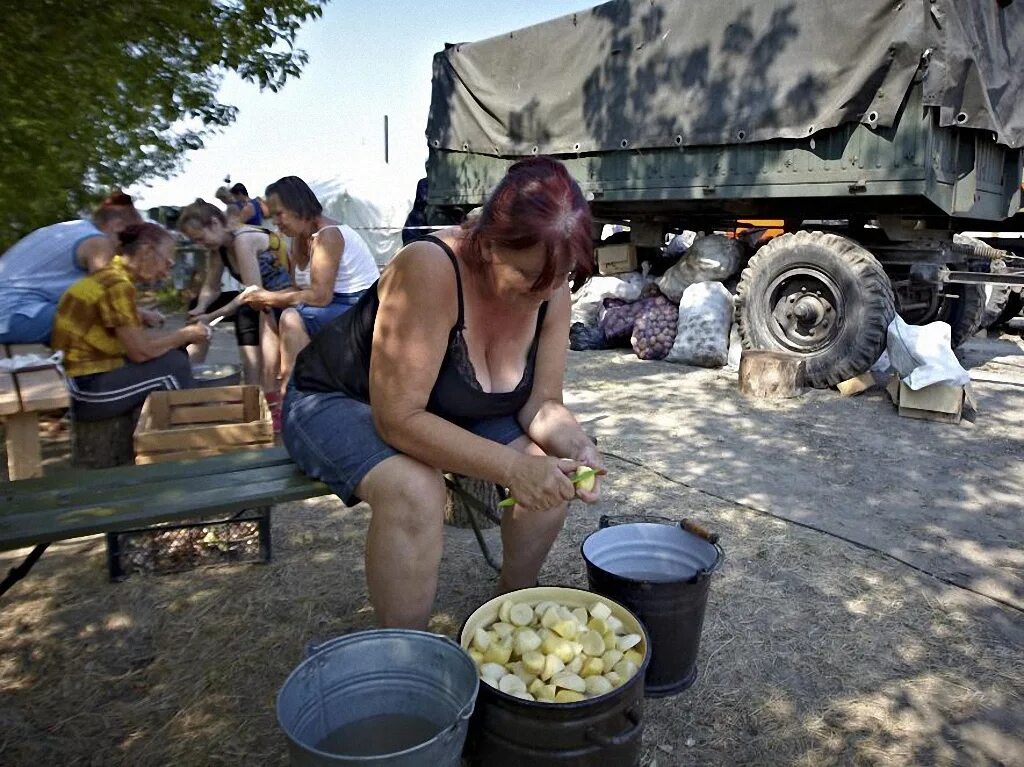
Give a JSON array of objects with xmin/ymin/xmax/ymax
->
[{"xmin": 282, "ymin": 157, "xmax": 605, "ymax": 629}]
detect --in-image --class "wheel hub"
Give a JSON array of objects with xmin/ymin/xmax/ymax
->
[{"xmin": 768, "ymin": 269, "xmax": 842, "ymax": 351}]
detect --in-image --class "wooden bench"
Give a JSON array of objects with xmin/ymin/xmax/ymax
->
[
  {"xmin": 1, "ymin": 344, "xmax": 70, "ymax": 480},
  {"xmin": 0, "ymin": 445, "xmax": 504, "ymax": 596}
]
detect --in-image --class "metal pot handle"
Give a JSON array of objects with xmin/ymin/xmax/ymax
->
[
  {"xmin": 599, "ymin": 513, "xmax": 676, "ymax": 528},
  {"xmin": 585, "ymin": 705, "xmax": 642, "ymax": 747}
]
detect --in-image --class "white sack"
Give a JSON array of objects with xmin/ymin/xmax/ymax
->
[
  {"xmin": 666, "ymin": 281, "xmax": 734, "ymax": 368},
  {"xmin": 571, "ymin": 273, "xmax": 646, "ymax": 326},
  {"xmin": 886, "ymin": 315, "xmax": 970, "ymax": 389},
  {"xmin": 656, "ymin": 234, "xmax": 743, "ymax": 301}
]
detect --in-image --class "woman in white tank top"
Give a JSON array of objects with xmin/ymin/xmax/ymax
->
[{"xmin": 241, "ymin": 176, "xmax": 380, "ymax": 412}]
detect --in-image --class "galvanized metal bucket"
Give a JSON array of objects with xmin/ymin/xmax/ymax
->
[
  {"xmin": 582, "ymin": 517, "xmax": 723, "ymax": 697},
  {"xmin": 276, "ymin": 629, "xmax": 479, "ymax": 766}
]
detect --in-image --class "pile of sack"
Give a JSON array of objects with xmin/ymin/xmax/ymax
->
[{"xmin": 570, "ymin": 234, "xmax": 742, "ymax": 368}]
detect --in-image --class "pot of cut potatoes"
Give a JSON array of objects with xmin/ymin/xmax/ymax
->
[{"xmin": 459, "ymin": 586, "xmax": 649, "ymax": 767}]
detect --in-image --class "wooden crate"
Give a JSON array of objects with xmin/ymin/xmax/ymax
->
[{"xmin": 134, "ymin": 385, "xmax": 273, "ymax": 464}]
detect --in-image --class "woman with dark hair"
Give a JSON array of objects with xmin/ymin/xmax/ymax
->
[
  {"xmin": 241, "ymin": 175, "xmax": 379, "ymax": 407},
  {"xmin": 51, "ymin": 223, "xmax": 209, "ymax": 421},
  {"xmin": 177, "ymin": 199, "xmax": 291, "ymax": 393},
  {"xmin": 282, "ymin": 157, "xmax": 604, "ymax": 629},
  {"xmin": 229, "ymin": 182, "xmax": 268, "ymax": 226}
]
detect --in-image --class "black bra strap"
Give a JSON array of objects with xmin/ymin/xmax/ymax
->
[{"xmin": 422, "ymin": 235, "xmax": 465, "ymax": 330}]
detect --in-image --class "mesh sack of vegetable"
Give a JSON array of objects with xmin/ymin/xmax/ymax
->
[
  {"xmin": 631, "ymin": 294, "xmax": 679, "ymax": 360},
  {"xmin": 599, "ymin": 285, "xmax": 666, "ymax": 346}
]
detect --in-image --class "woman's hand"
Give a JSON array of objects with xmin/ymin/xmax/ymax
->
[
  {"xmin": 241, "ymin": 287, "xmax": 273, "ymax": 311},
  {"xmin": 187, "ymin": 311, "xmax": 213, "ymax": 326},
  {"xmin": 505, "ymin": 454, "xmax": 579, "ymax": 512},
  {"xmin": 572, "ymin": 441, "xmax": 605, "ymax": 504},
  {"xmin": 139, "ymin": 307, "xmax": 166, "ymax": 328}
]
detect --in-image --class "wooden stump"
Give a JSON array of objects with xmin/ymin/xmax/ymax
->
[
  {"xmin": 738, "ymin": 349, "xmax": 806, "ymax": 398},
  {"xmin": 71, "ymin": 407, "xmax": 140, "ymax": 469},
  {"xmin": 444, "ymin": 474, "xmax": 500, "ymax": 529}
]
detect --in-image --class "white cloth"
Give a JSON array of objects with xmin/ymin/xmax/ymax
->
[{"xmin": 305, "ymin": 224, "xmax": 379, "ymax": 294}]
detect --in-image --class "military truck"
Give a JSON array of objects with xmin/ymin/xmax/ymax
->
[{"xmin": 423, "ymin": 0, "xmax": 1024, "ymax": 387}]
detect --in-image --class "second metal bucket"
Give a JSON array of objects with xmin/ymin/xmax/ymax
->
[
  {"xmin": 276, "ymin": 629, "xmax": 479, "ymax": 766},
  {"xmin": 582, "ymin": 517, "xmax": 723, "ymax": 697}
]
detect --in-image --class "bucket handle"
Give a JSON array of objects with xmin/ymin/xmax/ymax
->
[
  {"xmin": 585, "ymin": 705, "xmax": 642, "ymax": 748},
  {"xmin": 598, "ymin": 514, "xmax": 725, "ymax": 582}
]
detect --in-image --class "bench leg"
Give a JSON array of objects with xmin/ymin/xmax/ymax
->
[{"xmin": 6, "ymin": 411, "xmax": 42, "ymax": 480}]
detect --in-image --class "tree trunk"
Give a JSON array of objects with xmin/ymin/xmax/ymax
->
[
  {"xmin": 738, "ymin": 350, "xmax": 806, "ymax": 399},
  {"xmin": 444, "ymin": 475, "xmax": 500, "ymax": 529},
  {"xmin": 71, "ymin": 407, "xmax": 140, "ymax": 469}
]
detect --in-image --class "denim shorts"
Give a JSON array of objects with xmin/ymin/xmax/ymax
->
[
  {"xmin": 278, "ymin": 290, "xmax": 367, "ymax": 338},
  {"xmin": 282, "ymin": 385, "xmax": 525, "ymax": 507}
]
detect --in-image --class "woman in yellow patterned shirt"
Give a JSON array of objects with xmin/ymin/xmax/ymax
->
[{"xmin": 52, "ymin": 223, "xmax": 211, "ymax": 421}]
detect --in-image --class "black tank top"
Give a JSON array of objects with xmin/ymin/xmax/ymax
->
[{"xmin": 291, "ymin": 236, "xmax": 549, "ymax": 426}]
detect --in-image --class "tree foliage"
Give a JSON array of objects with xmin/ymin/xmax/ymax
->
[{"xmin": 0, "ymin": 0, "xmax": 327, "ymax": 248}]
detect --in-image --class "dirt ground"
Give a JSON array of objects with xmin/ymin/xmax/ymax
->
[{"xmin": 1, "ymin": 322, "xmax": 1022, "ymax": 766}]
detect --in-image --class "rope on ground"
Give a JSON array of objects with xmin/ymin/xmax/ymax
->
[{"xmin": 601, "ymin": 449, "xmax": 1024, "ymax": 615}]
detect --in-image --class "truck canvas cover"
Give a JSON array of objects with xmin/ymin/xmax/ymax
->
[{"xmin": 426, "ymin": 0, "xmax": 1024, "ymax": 156}]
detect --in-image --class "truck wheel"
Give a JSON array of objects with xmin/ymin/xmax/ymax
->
[
  {"xmin": 990, "ymin": 288, "xmax": 1024, "ymax": 328},
  {"xmin": 736, "ymin": 231, "xmax": 895, "ymax": 388},
  {"xmin": 937, "ymin": 283, "xmax": 987, "ymax": 347}
]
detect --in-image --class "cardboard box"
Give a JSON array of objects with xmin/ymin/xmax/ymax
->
[
  {"xmin": 134, "ymin": 385, "xmax": 273, "ymax": 464},
  {"xmin": 885, "ymin": 377, "xmax": 974, "ymax": 424},
  {"xmin": 596, "ymin": 243, "xmax": 638, "ymax": 275}
]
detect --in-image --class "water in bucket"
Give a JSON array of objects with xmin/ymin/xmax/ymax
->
[{"xmin": 277, "ymin": 629, "xmax": 479, "ymax": 766}]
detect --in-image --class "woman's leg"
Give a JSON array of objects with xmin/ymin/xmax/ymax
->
[
  {"xmin": 278, "ymin": 308, "xmax": 311, "ymax": 395},
  {"xmin": 495, "ymin": 435, "xmax": 569, "ymax": 594},
  {"xmin": 258, "ymin": 311, "xmax": 281, "ymax": 393},
  {"xmin": 356, "ymin": 456, "xmax": 448, "ymax": 629}
]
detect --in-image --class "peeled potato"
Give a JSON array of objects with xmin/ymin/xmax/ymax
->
[
  {"xmin": 551, "ymin": 672, "xmax": 586, "ymax": 693},
  {"xmin": 580, "ymin": 631, "xmax": 606, "ymax": 657},
  {"xmin": 498, "ymin": 674, "xmax": 527, "ymax": 695},
  {"xmin": 554, "ymin": 690, "xmax": 585, "ymax": 703},
  {"xmin": 589, "ymin": 601, "xmax": 613, "ymax": 622},
  {"xmin": 585, "ymin": 674, "xmax": 614, "ymax": 696},
  {"xmin": 509, "ymin": 603, "xmax": 534, "ymax": 627}
]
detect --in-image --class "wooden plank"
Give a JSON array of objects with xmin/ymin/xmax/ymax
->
[
  {"xmin": 144, "ymin": 390, "xmax": 169, "ymax": 431},
  {"xmin": 0, "ymin": 472, "xmax": 332, "ymax": 551},
  {"xmin": 156, "ymin": 385, "xmax": 253, "ymax": 406},
  {"xmin": 168, "ymin": 403, "xmax": 246, "ymax": 426},
  {"xmin": 136, "ymin": 440, "xmax": 271, "ymax": 464},
  {"xmin": 134, "ymin": 420, "xmax": 273, "ymax": 452},
  {"xmin": 1, "ymin": 446, "xmax": 292, "ymax": 506},
  {"xmin": 0, "ymin": 347, "xmax": 20, "ymax": 416},
  {"xmin": 1, "ymin": 452, "xmax": 303, "ymax": 512},
  {"xmin": 5, "ymin": 412, "xmax": 42, "ymax": 480}
]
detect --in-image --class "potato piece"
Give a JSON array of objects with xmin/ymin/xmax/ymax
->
[
  {"xmin": 498, "ymin": 600, "xmax": 513, "ymax": 624},
  {"xmin": 483, "ymin": 639, "xmax": 512, "ymax": 666},
  {"xmin": 491, "ymin": 622, "xmax": 515, "ymax": 639},
  {"xmin": 580, "ymin": 657, "xmax": 604, "ymax": 678},
  {"xmin": 585, "ymin": 674, "xmax": 614, "ymax": 696},
  {"xmin": 605, "ymin": 615, "xmax": 624, "ymax": 633},
  {"xmin": 541, "ymin": 606, "xmax": 562, "ymax": 629},
  {"xmin": 604, "ymin": 670, "xmax": 624, "ymax": 688},
  {"xmin": 552, "ymin": 672, "xmax": 586, "ymax": 693},
  {"xmin": 528, "ymin": 678, "xmax": 546, "ymax": 696},
  {"xmin": 472, "ymin": 627, "xmax": 491, "ymax": 652},
  {"xmin": 552, "ymin": 619, "xmax": 578, "ymax": 640},
  {"xmin": 521, "ymin": 650, "xmax": 545, "ymax": 677},
  {"xmin": 554, "ymin": 690, "xmax": 586, "ymax": 703},
  {"xmin": 509, "ymin": 603, "xmax": 534, "ymax": 627},
  {"xmin": 535, "ymin": 683, "xmax": 558, "ymax": 702},
  {"xmin": 541, "ymin": 635, "xmax": 574, "ymax": 663},
  {"xmin": 616, "ymin": 633, "xmax": 642, "ymax": 652},
  {"xmin": 540, "ymin": 653, "xmax": 565, "ymax": 681},
  {"xmin": 580, "ymin": 631, "xmax": 606, "ymax": 657},
  {"xmin": 586, "ymin": 617, "xmax": 608, "ymax": 635},
  {"xmin": 498, "ymin": 674, "xmax": 527, "ymax": 695},
  {"xmin": 566, "ymin": 655, "xmax": 584, "ymax": 675},
  {"xmin": 468, "ymin": 648, "xmax": 484, "ymax": 665},
  {"xmin": 603, "ymin": 631, "xmax": 618, "ymax": 652},
  {"xmin": 601, "ymin": 649, "xmax": 624, "ymax": 669},
  {"xmin": 482, "ymin": 676, "xmax": 499, "ymax": 688},
  {"xmin": 511, "ymin": 691, "xmax": 535, "ymax": 701},
  {"xmin": 571, "ymin": 607, "xmax": 589, "ymax": 626},
  {"xmin": 514, "ymin": 628, "xmax": 542, "ymax": 656},
  {"xmin": 612, "ymin": 659, "xmax": 639, "ymax": 680},
  {"xmin": 589, "ymin": 601, "xmax": 613, "ymax": 622},
  {"xmin": 623, "ymin": 649, "xmax": 644, "ymax": 667},
  {"xmin": 480, "ymin": 662, "xmax": 506, "ymax": 683},
  {"xmin": 533, "ymin": 600, "xmax": 557, "ymax": 617}
]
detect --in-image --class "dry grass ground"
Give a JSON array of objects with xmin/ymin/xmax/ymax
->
[{"xmin": 1, "ymin": 328, "xmax": 1022, "ymax": 766}]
